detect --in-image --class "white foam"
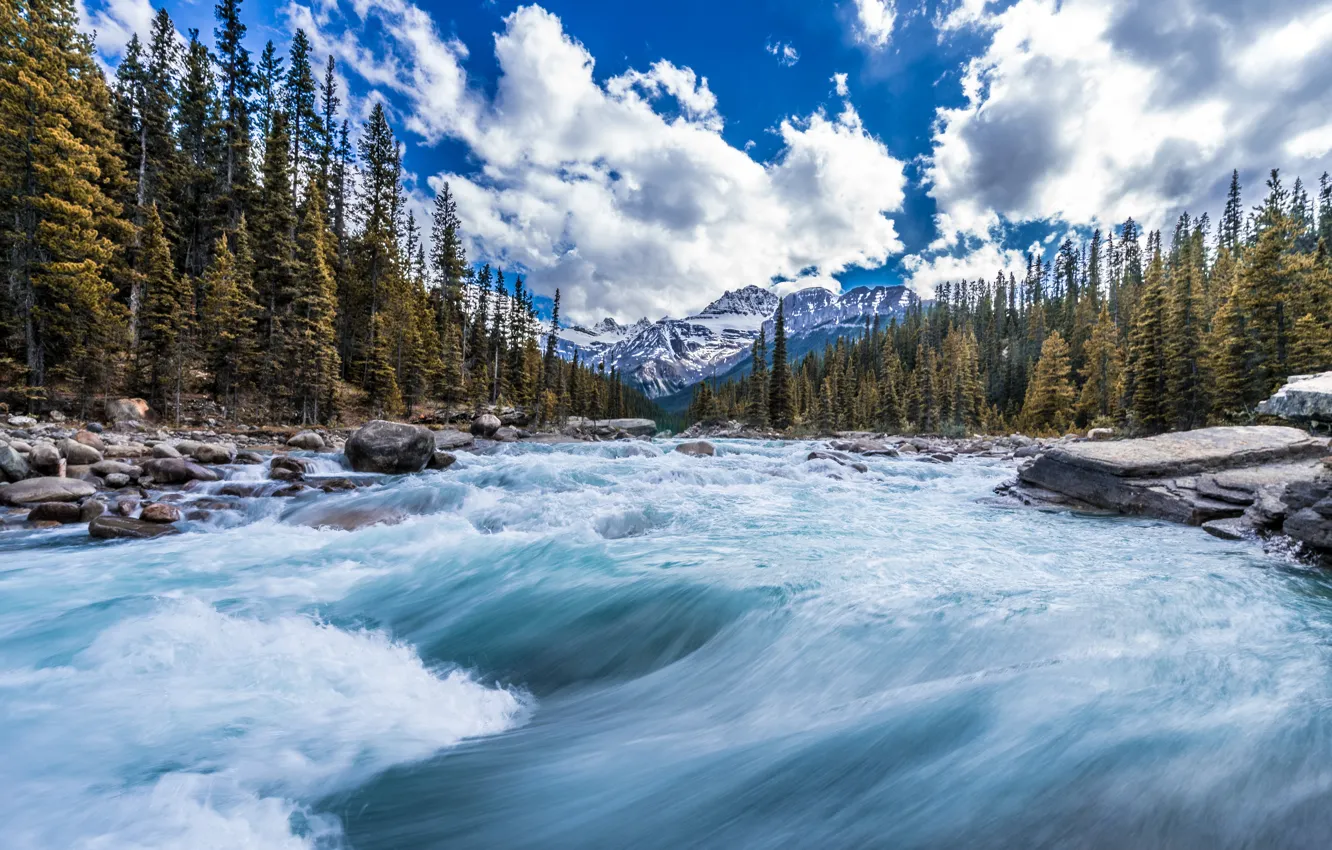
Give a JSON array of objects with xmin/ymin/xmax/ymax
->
[{"xmin": 0, "ymin": 599, "xmax": 527, "ymax": 849}]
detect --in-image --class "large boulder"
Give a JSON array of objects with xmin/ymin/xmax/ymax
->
[
  {"xmin": 344, "ymin": 420, "xmax": 434, "ymax": 474},
  {"xmin": 0, "ymin": 443, "xmax": 29, "ymax": 482},
  {"xmin": 1259, "ymin": 372, "xmax": 1332, "ymax": 422},
  {"xmin": 105, "ymin": 398, "xmax": 151, "ymax": 423},
  {"xmin": 58, "ymin": 438, "xmax": 102, "ymax": 465},
  {"xmin": 433, "ymin": 429, "xmax": 475, "ymax": 451},
  {"xmin": 286, "ymin": 430, "xmax": 325, "ymax": 451},
  {"xmin": 152, "ymin": 442, "xmax": 182, "ymax": 458},
  {"xmin": 470, "ymin": 413, "xmax": 501, "ymax": 437},
  {"xmin": 430, "ymin": 451, "xmax": 457, "ymax": 470},
  {"xmin": 1017, "ymin": 426, "xmax": 1330, "ymax": 525},
  {"xmin": 0, "ymin": 477, "xmax": 96, "ymax": 505},
  {"xmin": 140, "ymin": 457, "xmax": 221, "ymax": 484},
  {"xmin": 90, "ymin": 460, "xmax": 141, "ymax": 477},
  {"xmin": 89, "ymin": 515, "xmax": 180, "ymax": 539}
]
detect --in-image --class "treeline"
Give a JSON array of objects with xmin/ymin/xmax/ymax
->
[
  {"xmin": 693, "ymin": 170, "xmax": 1332, "ymax": 435},
  {"xmin": 0, "ymin": 0, "xmax": 660, "ymax": 426}
]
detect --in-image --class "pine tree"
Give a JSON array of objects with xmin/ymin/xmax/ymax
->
[
  {"xmin": 0, "ymin": 0, "xmax": 128, "ymax": 388},
  {"xmin": 284, "ymin": 29, "xmax": 319, "ymax": 202},
  {"xmin": 1163, "ymin": 222, "xmax": 1207, "ymax": 429},
  {"xmin": 213, "ymin": 0, "xmax": 253, "ymax": 226},
  {"xmin": 1021, "ymin": 331, "xmax": 1076, "ymax": 435},
  {"xmin": 747, "ymin": 327, "xmax": 769, "ymax": 427},
  {"xmin": 199, "ymin": 220, "xmax": 258, "ymax": 409},
  {"xmin": 1076, "ymin": 305, "xmax": 1123, "ymax": 424},
  {"xmin": 285, "ymin": 181, "xmax": 341, "ymax": 423},
  {"xmin": 176, "ymin": 29, "xmax": 221, "ymax": 280},
  {"xmin": 138, "ymin": 205, "xmax": 193, "ymax": 421},
  {"xmin": 1129, "ymin": 246, "xmax": 1168, "ymax": 431},
  {"xmin": 768, "ymin": 299, "xmax": 794, "ymax": 428},
  {"xmin": 251, "ymin": 109, "xmax": 297, "ymax": 400},
  {"xmin": 365, "ymin": 312, "xmax": 402, "ymax": 417}
]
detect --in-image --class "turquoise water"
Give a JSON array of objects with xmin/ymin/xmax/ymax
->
[{"xmin": 3, "ymin": 440, "xmax": 1332, "ymax": 848}]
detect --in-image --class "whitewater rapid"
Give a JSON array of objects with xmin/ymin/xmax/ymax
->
[{"xmin": 3, "ymin": 440, "xmax": 1332, "ymax": 848}]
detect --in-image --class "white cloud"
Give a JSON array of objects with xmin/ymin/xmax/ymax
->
[
  {"xmin": 832, "ymin": 72, "xmax": 850, "ymax": 97},
  {"xmin": 851, "ymin": 0, "xmax": 897, "ymax": 48},
  {"xmin": 765, "ymin": 40, "xmax": 800, "ymax": 67},
  {"xmin": 900, "ymin": 241, "xmax": 1026, "ymax": 299},
  {"xmin": 908, "ymin": 0, "xmax": 1332, "ymax": 290},
  {"xmin": 289, "ymin": 3, "xmax": 908, "ymax": 322},
  {"xmin": 78, "ymin": 0, "xmax": 156, "ymax": 57}
]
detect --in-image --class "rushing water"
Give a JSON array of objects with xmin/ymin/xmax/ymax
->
[{"xmin": 4, "ymin": 439, "xmax": 1332, "ymax": 849}]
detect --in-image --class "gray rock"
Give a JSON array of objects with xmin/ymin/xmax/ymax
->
[
  {"xmin": 90, "ymin": 460, "xmax": 140, "ymax": 477},
  {"xmin": 103, "ymin": 444, "xmax": 149, "ymax": 459},
  {"xmin": 0, "ymin": 443, "xmax": 29, "ymax": 482},
  {"xmin": 1259, "ymin": 372, "xmax": 1332, "ymax": 422},
  {"xmin": 104, "ymin": 473, "xmax": 131, "ymax": 488},
  {"xmin": 8, "ymin": 440, "xmax": 32, "ymax": 453},
  {"xmin": 47, "ymin": 410, "xmax": 65, "ymax": 423},
  {"xmin": 1013, "ymin": 444, "xmax": 1042, "ymax": 459},
  {"xmin": 80, "ymin": 500, "xmax": 106, "ymax": 522},
  {"xmin": 433, "ymin": 429, "xmax": 475, "ymax": 451},
  {"xmin": 1018, "ymin": 427, "xmax": 1331, "ymax": 526},
  {"xmin": 27, "ymin": 502, "xmax": 83, "ymax": 523},
  {"xmin": 430, "ymin": 450, "xmax": 457, "ymax": 470},
  {"xmin": 287, "ymin": 430, "xmax": 325, "ymax": 450},
  {"xmin": 85, "ymin": 422, "xmax": 104, "ymax": 434},
  {"xmin": 675, "ymin": 441, "xmax": 715, "ymax": 457},
  {"xmin": 270, "ymin": 455, "xmax": 311, "ymax": 475},
  {"xmin": 1285, "ymin": 508, "xmax": 1332, "ymax": 551},
  {"xmin": 494, "ymin": 426, "xmax": 521, "ymax": 443},
  {"xmin": 0, "ymin": 477, "xmax": 96, "ymax": 505},
  {"xmin": 470, "ymin": 413, "xmax": 502, "ymax": 437},
  {"xmin": 27, "ymin": 443, "xmax": 61, "ymax": 475},
  {"xmin": 191, "ymin": 443, "xmax": 236, "ymax": 464},
  {"xmin": 89, "ymin": 515, "xmax": 180, "ymax": 539},
  {"xmin": 807, "ymin": 450, "xmax": 868, "ymax": 473},
  {"xmin": 140, "ymin": 458, "xmax": 220, "ymax": 484},
  {"xmin": 1087, "ymin": 427, "xmax": 1115, "ymax": 441},
  {"xmin": 597, "ymin": 418, "xmax": 656, "ymax": 437},
  {"xmin": 234, "ymin": 451, "xmax": 264, "ymax": 465},
  {"xmin": 58, "ymin": 438, "xmax": 102, "ymax": 465},
  {"xmin": 7, "ymin": 415, "xmax": 37, "ymax": 427},
  {"xmin": 1202, "ymin": 517, "xmax": 1253, "ymax": 541},
  {"xmin": 1243, "ymin": 485, "xmax": 1290, "ymax": 530},
  {"xmin": 173, "ymin": 440, "xmax": 201, "ymax": 456},
  {"xmin": 345, "ymin": 420, "xmax": 434, "ymax": 474},
  {"xmin": 152, "ymin": 443, "xmax": 182, "ymax": 458}
]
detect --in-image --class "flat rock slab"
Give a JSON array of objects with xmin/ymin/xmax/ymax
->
[
  {"xmin": 1, "ymin": 477, "xmax": 97, "ymax": 505},
  {"xmin": 89, "ymin": 515, "xmax": 180, "ymax": 539},
  {"xmin": 1037, "ymin": 426, "xmax": 1328, "ymax": 478}
]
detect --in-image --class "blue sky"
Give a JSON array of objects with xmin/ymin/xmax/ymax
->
[{"xmin": 80, "ymin": 0, "xmax": 1332, "ymax": 322}]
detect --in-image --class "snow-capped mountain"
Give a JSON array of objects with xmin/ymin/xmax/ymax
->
[{"xmin": 555, "ymin": 283, "xmax": 920, "ymax": 400}]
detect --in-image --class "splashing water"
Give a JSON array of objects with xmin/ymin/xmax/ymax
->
[{"xmin": 2, "ymin": 440, "xmax": 1332, "ymax": 849}]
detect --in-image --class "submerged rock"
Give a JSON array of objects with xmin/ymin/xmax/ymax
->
[
  {"xmin": 89, "ymin": 515, "xmax": 179, "ymax": 539},
  {"xmin": 675, "ymin": 441, "xmax": 715, "ymax": 457},
  {"xmin": 808, "ymin": 450, "xmax": 868, "ymax": 473},
  {"xmin": 345, "ymin": 420, "xmax": 434, "ymax": 474},
  {"xmin": 1, "ymin": 477, "xmax": 96, "ymax": 505}
]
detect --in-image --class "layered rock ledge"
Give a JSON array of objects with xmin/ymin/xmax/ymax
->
[{"xmin": 1010, "ymin": 425, "xmax": 1332, "ymax": 558}]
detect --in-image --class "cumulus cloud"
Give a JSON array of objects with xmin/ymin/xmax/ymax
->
[
  {"xmin": 765, "ymin": 41, "xmax": 800, "ymax": 67},
  {"xmin": 906, "ymin": 0, "xmax": 1332, "ymax": 290},
  {"xmin": 832, "ymin": 72, "xmax": 850, "ymax": 97},
  {"xmin": 901, "ymin": 240, "xmax": 1027, "ymax": 299},
  {"xmin": 851, "ymin": 0, "xmax": 897, "ymax": 48},
  {"xmin": 78, "ymin": 0, "xmax": 156, "ymax": 57},
  {"xmin": 287, "ymin": 2, "xmax": 908, "ymax": 321}
]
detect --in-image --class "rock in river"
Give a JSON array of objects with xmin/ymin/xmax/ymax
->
[
  {"xmin": 27, "ymin": 502, "xmax": 84, "ymax": 523},
  {"xmin": 345, "ymin": 420, "xmax": 434, "ymax": 474},
  {"xmin": 287, "ymin": 430, "xmax": 325, "ymax": 450},
  {"xmin": 139, "ymin": 503, "xmax": 182, "ymax": 523},
  {"xmin": 1017, "ymin": 426, "xmax": 1329, "ymax": 525},
  {"xmin": 471, "ymin": 413, "xmax": 502, "ymax": 437},
  {"xmin": 675, "ymin": 441, "xmax": 715, "ymax": 457},
  {"xmin": 89, "ymin": 515, "xmax": 180, "ymax": 539},
  {"xmin": 1, "ymin": 477, "xmax": 97, "ymax": 505},
  {"xmin": 434, "ymin": 429, "xmax": 474, "ymax": 451},
  {"xmin": 140, "ymin": 458, "xmax": 220, "ymax": 484}
]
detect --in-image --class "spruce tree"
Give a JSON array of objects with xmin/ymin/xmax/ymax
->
[
  {"xmin": 748, "ymin": 328, "xmax": 769, "ymax": 427},
  {"xmin": 214, "ymin": 0, "xmax": 253, "ymax": 226},
  {"xmin": 0, "ymin": 0, "xmax": 128, "ymax": 388},
  {"xmin": 1076, "ymin": 305, "xmax": 1123, "ymax": 424},
  {"xmin": 251, "ymin": 109, "xmax": 298, "ymax": 404},
  {"xmin": 1129, "ymin": 247, "xmax": 1168, "ymax": 431},
  {"xmin": 199, "ymin": 221, "xmax": 258, "ymax": 409},
  {"xmin": 284, "ymin": 29, "xmax": 319, "ymax": 202},
  {"xmin": 1021, "ymin": 331, "xmax": 1076, "ymax": 435},
  {"xmin": 286, "ymin": 182, "xmax": 341, "ymax": 422},
  {"xmin": 138, "ymin": 205, "xmax": 193, "ymax": 421},
  {"xmin": 768, "ymin": 299, "xmax": 794, "ymax": 428}
]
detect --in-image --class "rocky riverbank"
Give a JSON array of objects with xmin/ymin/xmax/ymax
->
[{"xmin": 0, "ymin": 401, "xmax": 666, "ymax": 539}]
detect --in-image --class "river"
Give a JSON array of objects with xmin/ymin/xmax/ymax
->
[{"xmin": 3, "ymin": 439, "xmax": 1331, "ymax": 849}]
